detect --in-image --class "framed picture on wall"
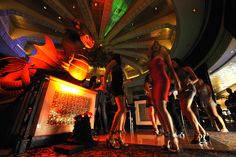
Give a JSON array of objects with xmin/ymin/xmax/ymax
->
[{"xmin": 134, "ymin": 100, "xmax": 152, "ymax": 125}]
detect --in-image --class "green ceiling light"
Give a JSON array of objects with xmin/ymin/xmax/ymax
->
[{"xmin": 104, "ymin": 0, "xmax": 133, "ymax": 37}]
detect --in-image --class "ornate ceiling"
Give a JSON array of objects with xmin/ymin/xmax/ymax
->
[{"xmin": 0, "ymin": 0, "xmax": 209, "ymax": 80}]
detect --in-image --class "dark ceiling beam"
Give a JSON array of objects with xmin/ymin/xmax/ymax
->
[
  {"xmin": 104, "ymin": 0, "xmax": 155, "ymax": 43},
  {"xmin": 109, "ymin": 13, "xmax": 176, "ymax": 45},
  {"xmin": 10, "ymin": 27, "xmax": 61, "ymax": 41},
  {"xmin": 184, "ymin": 0, "xmax": 225, "ymax": 68},
  {"xmin": 0, "ymin": 0, "xmax": 65, "ymax": 33},
  {"xmin": 76, "ymin": 0, "xmax": 98, "ymax": 41},
  {"xmin": 111, "ymin": 34, "xmax": 171, "ymax": 49},
  {"xmin": 99, "ymin": 0, "xmax": 113, "ymax": 41},
  {"xmin": 43, "ymin": 0, "xmax": 75, "ymax": 20},
  {"xmin": 224, "ymin": 0, "xmax": 236, "ymax": 38},
  {"xmin": 113, "ymin": 41, "xmax": 151, "ymax": 49},
  {"xmin": 113, "ymin": 49, "xmax": 148, "ymax": 61}
]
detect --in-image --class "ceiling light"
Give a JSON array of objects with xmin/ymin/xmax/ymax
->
[
  {"xmin": 72, "ymin": 5, "xmax": 75, "ymax": 9},
  {"xmin": 58, "ymin": 16, "xmax": 62, "ymax": 20},
  {"xmin": 83, "ymin": 47, "xmax": 86, "ymax": 50},
  {"xmin": 99, "ymin": 43, "xmax": 103, "ymax": 47},
  {"xmin": 154, "ymin": 7, "xmax": 158, "ymax": 10},
  {"xmin": 43, "ymin": 6, "xmax": 47, "ymax": 10},
  {"xmin": 192, "ymin": 8, "xmax": 197, "ymax": 13},
  {"xmin": 94, "ymin": 2, "xmax": 98, "ymax": 7}
]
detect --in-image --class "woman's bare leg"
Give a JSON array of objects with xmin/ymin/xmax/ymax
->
[
  {"xmin": 154, "ymin": 105, "xmax": 169, "ymax": 134},
  {"xmin": 180, "ymin": 96, "xmax": 206, "ymax": 135},
  {"xmin": 157, "ymin": 100, "xmax": 179, "ymax": 150},
  {"xmin": 109, "ymin": 96, "xmax": 126, "ymax": 139},
  {"xmin": 211, "ymin": 105, "xmax": 228, "ymax": 132},
  {"xmin": 204, "ymin": 107, "xmax": 220, "ymax": 131},
  {"xmin": 155, "ymin": 110, "xmax": 161, "ymax": 126},
  {"xmin": 150, "ymin": 106, "xmax": 158, "ymax": 132}
]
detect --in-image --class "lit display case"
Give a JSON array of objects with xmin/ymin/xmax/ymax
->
[
  {"xmin": 33, "ymin": 76, "xmax": 97, "ymax": 136},
  {"xmin": 12, "ymin": 75, "xmax": 97, "ymax": 153}
]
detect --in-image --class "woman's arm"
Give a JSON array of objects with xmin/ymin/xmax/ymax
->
[
  {"xmin": 163, "ymin": 49, "xmax": 181, "ymax": 91},
  {"xmin": 102, "ymin": 59, "xmax": 116, "ymax": 91}
]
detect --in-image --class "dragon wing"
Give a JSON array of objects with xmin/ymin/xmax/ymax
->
[
  {"xmin": 29, "ymin": 36, "xmax": 64, "ymax": 70},
  {"xmin": 0, "ymin": 57, "xmax": 27, "ymax": 75}
]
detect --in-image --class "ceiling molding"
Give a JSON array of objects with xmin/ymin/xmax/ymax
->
[
  {"xmin": 121, "ymin": 56, "xmax": 143, "ymax": 74},
  {"xmin": 0, "ymin": 0, "xmax": 65, "ymax": 33},
  {"xmin": 43, "ymin": 0, "xmax": 75, "ymax": 20},
  {"xmin": 99, "ymin": 0, "xmax": 113, "ymax": 41},
  {"xmin": 113, "ymin": 49, "xmax": 148, "ymax": 61},
  {"xmin": 10, "ymin": 28, "xmax": 61, "ymax": 41},
  {"xmin": 113, "ymin": 41, "xmax": 151, "ymax": 49},
  {"xmin": 109, "ymin": 20, "xmax": 176, "ymax": 45},
  {"xmin": 109, "ymin": 13, "xmax": 176, "ymax": 45},
  {"xmin": 104, "ymin": 0, "xmax": 155, "ymax": 42}
]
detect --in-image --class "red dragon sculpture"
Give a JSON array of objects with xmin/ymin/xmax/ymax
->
[{"xmin": 0, "ymin": 20, "xmax": 95, "ymax": 98}]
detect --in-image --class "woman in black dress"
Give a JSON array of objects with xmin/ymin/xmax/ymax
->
[{"xmin": 102, "ymin": 54, "xmax": 127, "ymax": 149}]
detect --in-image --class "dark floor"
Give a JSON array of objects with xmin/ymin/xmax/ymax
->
[{"xmin": 1, "ymin": 129, "xmax": 236, "ymax": 157}]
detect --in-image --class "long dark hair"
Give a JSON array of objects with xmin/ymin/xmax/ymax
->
[
  {"xmin": 88, "ymin": 76, "xmax": 97, "ymax": 89},
  {"xmin": 150, "ymin": 41, "xmax": 161, "ymax": 59},
  {"xmin": 172, "ymin": 58, "xmax": 184, "ymax": 68},
  {"xmin": 112, "ymin": 54, "xmax": 121, "ymax": 65}
]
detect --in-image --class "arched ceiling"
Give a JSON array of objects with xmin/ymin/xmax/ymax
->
[{"xmin": 0, "ymin": 0, "xmax": 209, "ymax": 79}]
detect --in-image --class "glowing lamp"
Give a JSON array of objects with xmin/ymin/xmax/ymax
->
[
  {"xmin": 80, "ymin": 34, "xmax": 95, "ymax": 49},
  {"xmin": 68, "ymin": 55, "xmax": 89, "ymax": 81}
]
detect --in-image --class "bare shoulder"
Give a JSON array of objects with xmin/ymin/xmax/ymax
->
[
  {"xmin": 105, "ymin": 59, "xmax": 117, "ymax": 72},
  {"xmin": 106, "ymin": 59, "xmax": 116, "ymax": 67},
  {"xmin": 184, "ymin": 66, "xmax": 193, "ymax": 72}
]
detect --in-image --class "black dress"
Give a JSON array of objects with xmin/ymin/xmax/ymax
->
[{"xmin": 111, "ymin": 64, "xmax": 124, "ymax": 97}]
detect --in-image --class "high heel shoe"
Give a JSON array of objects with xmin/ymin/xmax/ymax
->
[
  {"xmin": 161, "ymin": 132, "xmax": 170, "ymax": 150},
  {"xmin": 191, "ymin": 134, "xmax": 203, "ymax": 144},
  {"xmin": 220, "ymin": 129, "xmax": 229, "ymax": 133},
  {"xmin": 116, "ymin": 138, "xmax": 128, "ymax": 147},
  {"xmin": 203, "ymin": 132, "xmax": 210, "ymax": 142},
  {"xmin": 153, "ymin": 128, "xmax": 161, "ymax": 136},
  {"xmin": 106, "ymin": 138, "xmax": 120, "ymax": 149},
  {"xmin": 169, "ymin": 134, "xmax": 180, "ymax": 153},
  {"xmin": 161, "ymin": 133, "xmax": 180, "ymax": 153},
  {"xmin": 117, "ymin": 130, "xmax": 128, "ymax": 147}
]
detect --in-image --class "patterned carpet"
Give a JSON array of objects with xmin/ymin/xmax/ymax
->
[{"xmin": 18, "ymin": 141, "xmax": 236, "ymax": 157}]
